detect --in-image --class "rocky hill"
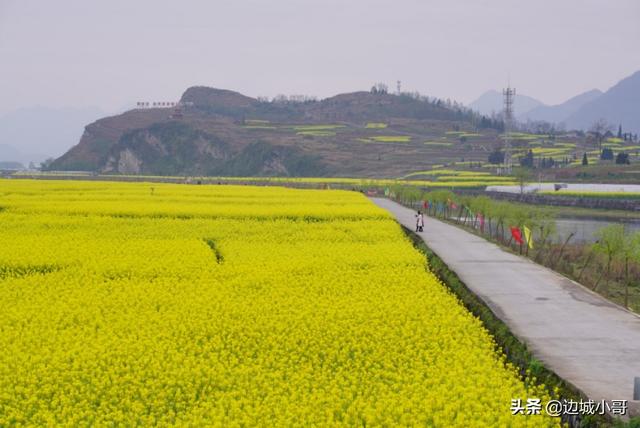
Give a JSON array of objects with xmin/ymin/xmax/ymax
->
[{"xmin": 50, "ymin": 87, "xmax": 501, "ymax": 177}]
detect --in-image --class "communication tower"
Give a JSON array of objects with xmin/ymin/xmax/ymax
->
[{"xmin": 502, "ymin": 86, "xmax": 516, "ymax": 173}]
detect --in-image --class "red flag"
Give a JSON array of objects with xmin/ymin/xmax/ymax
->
[{"xmin": 510, "ymin": 227, "xmax": 524, "ymax": 244}]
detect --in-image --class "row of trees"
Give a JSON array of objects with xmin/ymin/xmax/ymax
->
[
  {"xmin": 389, "ymin": 186, "xmax": 555, "ymax": 252},
  {"xmin": 589, "ymin": 119, "xmax": 638, "ymax": 149},
  {"xmin": 258, "ymin": 83, "xmax": 506, "ymax": 131},
  {"xmin": 599, "ymin": 148, "xmax": 631, "ymax": 164},
  {"xmin": 256, "ymin": 94, "xmax": 319, "ymax": 104},
  {"xmin": 485, "ymin": 114, "xmax": 639, "ymax": 145},
  {"xmin": 386, "ymin": 185, "xmax": 640, "ymax": 310},
  {"xmin": 370, "ymin": 86, "xmax": 505, "ymax": 131},
  {"xmin": 502, "ymin": 147, "xmax": 635, "ymax": 169},
  {"xmin": 488, "ymin": 149, "xmax": 574, "ymax": 168}
]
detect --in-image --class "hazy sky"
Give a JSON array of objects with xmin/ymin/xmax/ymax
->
[{"xmin": 1, "ymin": 0, "xmax": 639, "ymax": 115}]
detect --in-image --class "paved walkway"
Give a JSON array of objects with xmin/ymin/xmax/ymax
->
[{"xmin": 371, "ymin": 197, "xmax": 640, "ymax": 417}]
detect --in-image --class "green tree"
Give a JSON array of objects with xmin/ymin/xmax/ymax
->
[
  {"xmin": 488, "ymin": 150, "xmax": 505, "ymax": 164},
  {"xmin": 520, "ymin": 149, "xmax": 534, "ymax": 168},
  {"xmin": 513, "ymin": 168, "xmax": 531, "ymax": 195},
  {"xmin": 590, "ymin": 118, "xmax": 611, "ymax": 150},
  {"xmin": 601, "ymin": 147, "xmax": 614, "ymax": 160},
  {"xmin": 533, "ymin": 210, "xmax": 556, "ymax": 263},
  {"xmin": 582, "ymin": 152, "xmax": 588, "ymax": 166},
  {"xmin": 620, "ymin": 231, "xmax": 640, "ymax": 308},
  {"xmin": 491, "ymin": 202, "xmax": 511, "ymax": 242},
  {"xmin": 616, "ymin": 152, "xmax": 630, "ymax": 165},
  {"xmin": 592, "ymin": 225, "xmax": 625, "ymax": 296},
  {"xmin": 468, "ymin": 196, "xmax": 491, "ymax": 230}
]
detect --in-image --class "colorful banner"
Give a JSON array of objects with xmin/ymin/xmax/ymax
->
[
  {"xmin": 510, "ymin": 227, "xmax": 524, "ymax": 245},
  {"xmin": 523, "ymin": 226, "xmax": 534, "ymax": 249}
]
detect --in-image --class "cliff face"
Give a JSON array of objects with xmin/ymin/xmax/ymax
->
[
  {"xmin": 49, "ymin": 85, "xmax": 491, "ymax": 177},
  {"xmin": 50, "ymin": 109, "xmax": 171, "ymax": 171},
  {"xmin": 58, "ymin": 117, "xmax": 326, "ymax": 177},
  {"xmin": 101, "ymin": 122, "xmax": 230, "ymax": 175}
]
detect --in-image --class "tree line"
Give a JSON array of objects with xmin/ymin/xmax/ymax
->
[{"xmin": 386, "ymin": 185, "xmax": 640, "ymax": 310}]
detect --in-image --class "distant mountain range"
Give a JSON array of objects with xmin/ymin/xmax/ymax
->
[
  {"xmin": 564, "ymin": 71, "xmax": 640, "ymax": 133},
  {"xmin": 469, "ymin": 70, "xmax": 640, "ymax": 133},
  {"xmin": 522, "ymin": 89, "xmax": 603, "ymax": 123},
  {"xmin": 468, "ymin": 90, "xmax": 544, "ymax": 118}
]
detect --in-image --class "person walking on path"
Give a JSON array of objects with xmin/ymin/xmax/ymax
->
[{"xmin": 415, "ymin": 210, "xmax": 424, "ymax": 232}]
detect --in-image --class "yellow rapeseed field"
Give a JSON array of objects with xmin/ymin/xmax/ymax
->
[{"xmin": 0, "ymin": 180, "xmax": 558, "ymax": 426}]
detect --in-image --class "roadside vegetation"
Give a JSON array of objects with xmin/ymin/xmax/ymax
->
[{"xmin": 389, "ymin": 185, "xmax": 640, "ymax": 313}]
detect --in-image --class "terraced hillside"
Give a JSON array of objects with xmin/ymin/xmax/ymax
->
[
  {"xmin": 50, "ymin": 87, "xmax": 640, "ymax": 179},
  {"xmin": 49, "ymin": 87, "xmax": 503, "ymax": 177}
]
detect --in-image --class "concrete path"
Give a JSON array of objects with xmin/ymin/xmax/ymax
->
[{"xmin": 371, "ymin": 197, "xmax": 640, "ymax": 417}]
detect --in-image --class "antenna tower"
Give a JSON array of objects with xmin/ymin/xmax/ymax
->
[{"xmin": 502, "ymin": 86, "xmax": 516, "ymax": 173}]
